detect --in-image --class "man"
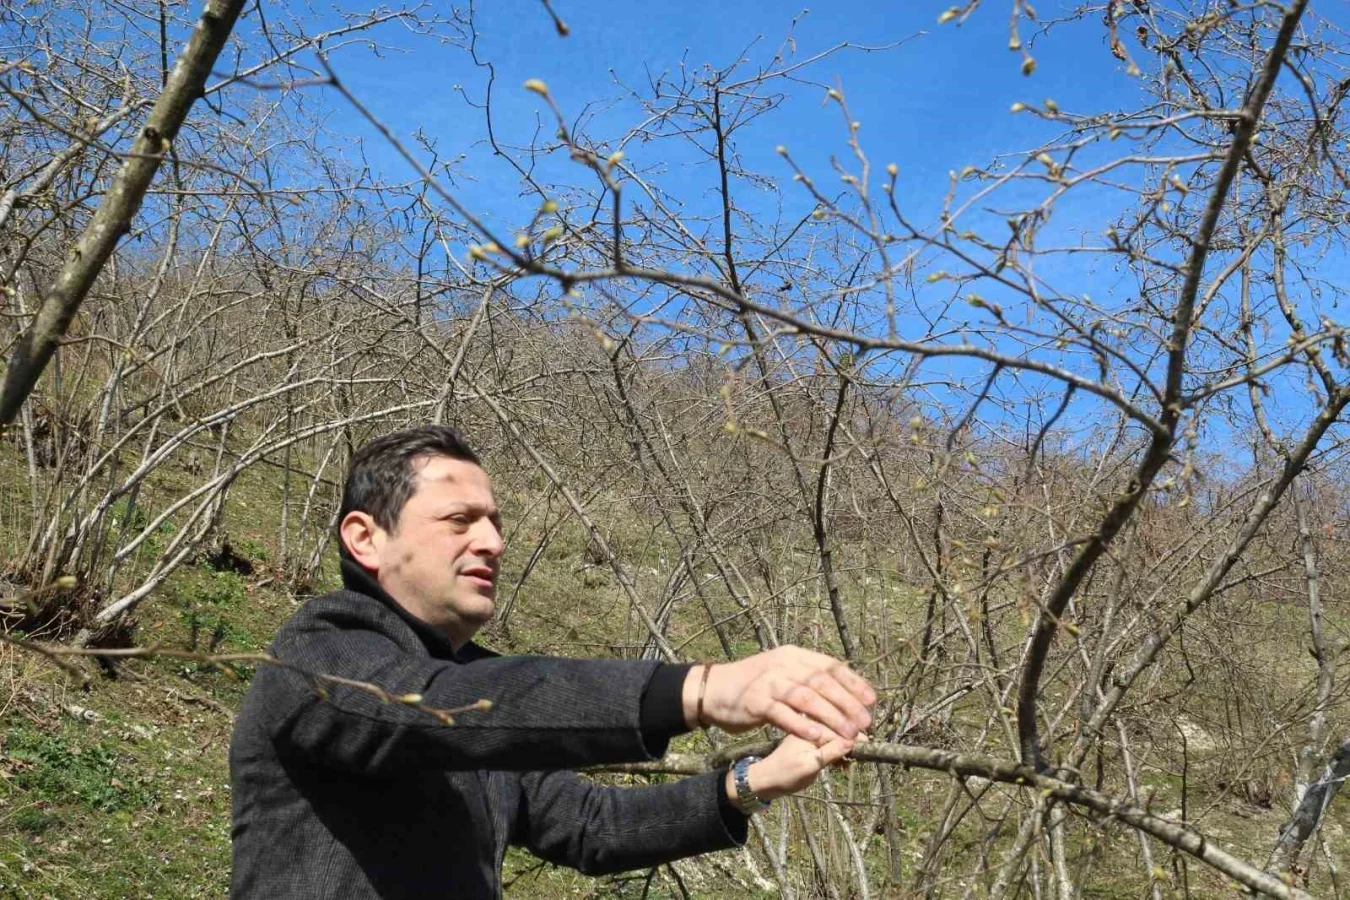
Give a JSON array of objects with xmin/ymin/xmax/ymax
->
[{"xmin": 230, "ymin": 425, "xmax": 874, "ymax": 898}]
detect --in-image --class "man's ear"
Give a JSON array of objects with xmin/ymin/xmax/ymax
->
[{"xmin": 339, "ymin": 511, "xmax": 383, "ymax": 573}]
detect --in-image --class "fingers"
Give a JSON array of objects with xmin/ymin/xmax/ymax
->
[
  {"xmin": 834, "ymin": 662, "xmax": 878, "ymax": 707},
  {"xmin": 763, "ymin": 700, "xmax": 832, "ymax": 745},
  {"xmin": 789, "ymin": 648, "xmax": 877, "ymax": 707},
  {"xmin": 778, "ymin": 678, "xmax": 865, "ymax": 741},
  {"xmin": 803, "ymin": 668, "xmax": 873, "ymax": 734},
  {"xmin": 764, "ymin": 655, "xmax": 873, "ymax": 740},
  {"xmin": 751, "ymin": 735, "xmax": 854, "ymax": 800},
  {"xmin": 714, "ymin": 647, "xmax": 877, "ymax": 740}
]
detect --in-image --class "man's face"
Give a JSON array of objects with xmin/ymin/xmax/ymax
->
[{"xmin": 368, "ymin": 455, "xmax": 504, "ymax": 646}]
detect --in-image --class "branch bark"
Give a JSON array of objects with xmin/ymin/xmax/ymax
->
[{"xmin": 594, "ymin": 740, "xmax": 1311, "ymax": 899}]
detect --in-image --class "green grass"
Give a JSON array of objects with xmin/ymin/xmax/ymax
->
[
  {"xmin": 3, "ymin": 722, "xmax": 154, "ymax": 814},
  {"xmin": 0, "ymin": 671, "xmax": 234, "ymax": 898}
]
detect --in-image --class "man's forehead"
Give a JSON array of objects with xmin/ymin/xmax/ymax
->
[{"xmin": 413, "ymin": 455, "xmax": 495, "ymax": 495}]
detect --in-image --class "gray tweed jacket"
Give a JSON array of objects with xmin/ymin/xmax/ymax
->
[{"xmin": 229, "ymin": 563, "xmax": 745, "ymax": 899}]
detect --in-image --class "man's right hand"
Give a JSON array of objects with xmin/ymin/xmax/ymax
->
[{"xmin": 682, "ymin": 646, "xmax": 875, "ymax": 744}]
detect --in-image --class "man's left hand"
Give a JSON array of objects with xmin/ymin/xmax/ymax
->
[{"xmin": 726, "ymin": 734, "xmax": 857, "ymax": 805}]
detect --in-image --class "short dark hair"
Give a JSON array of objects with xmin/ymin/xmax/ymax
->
[{"xmin": 338, "ymin": 425, "xmax": 482, "ymax": 536}]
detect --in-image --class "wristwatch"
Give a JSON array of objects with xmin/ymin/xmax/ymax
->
[{"xmin": 729, "ymin": 756, "xmax": 771, "ymax": 815}]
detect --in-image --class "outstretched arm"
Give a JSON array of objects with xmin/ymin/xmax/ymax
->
[
  {"xmin": 246, "ymin": 595, "xmax": 873, "ymax": 776},
  {"xmin": 515, "ymin": 769, "xmax": 745, "ymax": 876},
  {"xmin": 247, "ymin": 604, "xmax": 669, "ymax": 774},
  {"xmin": 516, "ymin": 733, "xmax": 856, "ymax": 875}
]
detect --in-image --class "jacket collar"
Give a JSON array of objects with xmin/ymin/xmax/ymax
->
[{"xmin": 339, "ymin": 551, "xmax": 465, "ymax": 660}]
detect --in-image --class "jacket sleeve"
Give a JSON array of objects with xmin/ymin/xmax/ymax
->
[
  {"xmin": 244, "ymin": 602, "xmax": 665, "ymax": 775},
  {"xmin": 513, "ymin": 769, "xmax": 748, "ymax": 875}
]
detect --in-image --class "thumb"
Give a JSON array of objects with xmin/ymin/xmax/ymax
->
[{"xmin": 816, "ymin": 737, "xmax": 854, "ymax": 768}]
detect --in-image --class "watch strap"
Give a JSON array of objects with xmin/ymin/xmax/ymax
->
[{"xmin": 731, "ymin": 756, "xmax": 770, "ymax": 814}]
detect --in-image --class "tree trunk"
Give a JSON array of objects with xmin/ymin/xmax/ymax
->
[{"xmin": 0, "ymin": 0, "xmax": 247, "ymax": 425}]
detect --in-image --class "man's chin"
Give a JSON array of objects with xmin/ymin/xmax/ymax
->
[{"xmin": 458, "ymin": 593, "xmax": 496, "ymax": 624}]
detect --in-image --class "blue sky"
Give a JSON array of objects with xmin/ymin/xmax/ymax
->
[
  {"xmin": 208, "ymin": 1, "xmax": 1349, "ymax": 455},
  {"xmin": 282, "ymin": 1, "xmax": 1147, "ymax": 230},
  {"xmin": 280, "ymin": 1, "xmax": 1153, "ymax": 343}
]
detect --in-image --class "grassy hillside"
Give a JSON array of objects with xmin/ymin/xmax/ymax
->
[{"xmin": 4, "ymin": 485, "xmax": 1348, "ymax": 898}]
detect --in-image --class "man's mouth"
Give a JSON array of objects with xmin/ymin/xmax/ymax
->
[{"xmin": 461, "ymin": 566, "xmax": 496, "ymax": 589}]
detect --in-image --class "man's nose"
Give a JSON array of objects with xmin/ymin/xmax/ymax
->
[{"xmin": 472, "ymin": 520, "xmax": 505, "ymax": 558}]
